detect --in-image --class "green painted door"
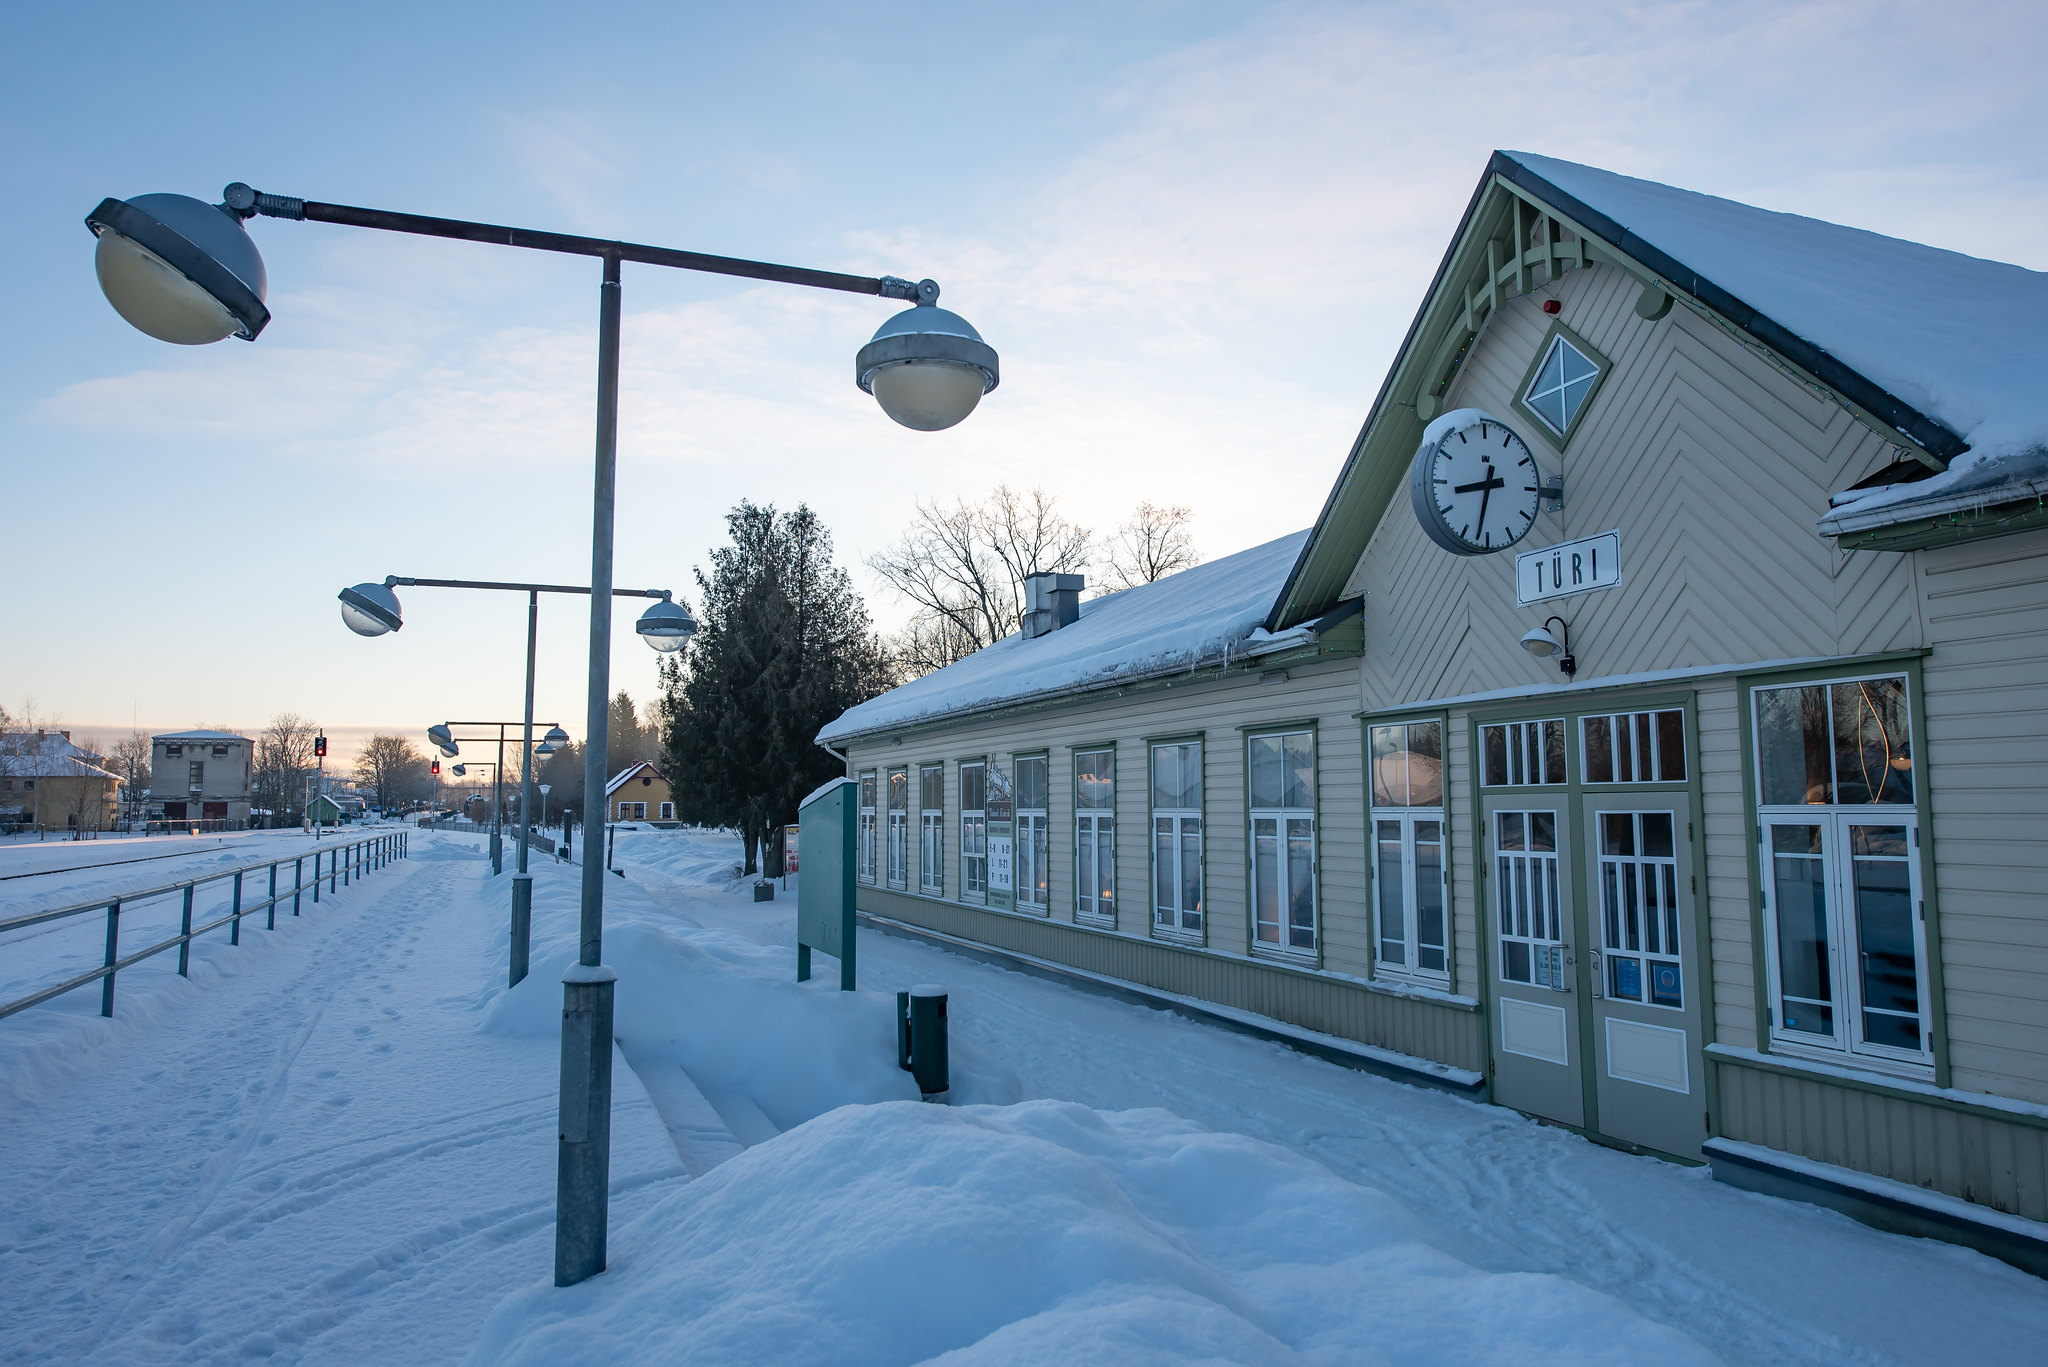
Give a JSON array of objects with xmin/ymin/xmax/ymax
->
[
  {"xmin": 1483, "ymin": 796, "xmax": 1583, "ymax": 1128},
  {"xmin": 1584, "ymin": 797, "xmax": 1705, "ymax": 1158}
]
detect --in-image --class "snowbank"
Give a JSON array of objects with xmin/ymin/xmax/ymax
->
[
  {"xmin": 1509, "ymin": 151, "xmax": 2048, "ymax": 463},
  {"xmin": 819, "ymin": 530, "xmax": 1311, "ymax": 743},
  {"xmin": 468, "ymin": 1100, "xmax": 1721, "ymax": 1366},
  {"xmin": 481, "ymin": 911, "xmax": 1019, "ymax": 1126}
]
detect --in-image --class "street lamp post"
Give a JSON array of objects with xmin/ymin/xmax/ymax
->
[{"xmin": 83, "ymin": 182, "xmax": 999, "ymax": 1289}]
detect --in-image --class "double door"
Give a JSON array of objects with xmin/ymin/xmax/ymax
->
[{"xmin": 1485, "ymin": 790, "xmax": 1705, "ymax": 1158}]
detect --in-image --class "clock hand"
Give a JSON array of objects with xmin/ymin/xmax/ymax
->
[
  {"xmin": 1453, "ymin": 465, "xmax": 1507, "ymax": 496},
  {"xmin": 1477, "ymin": 477, "xmax": 1492, "ymax": 535}
]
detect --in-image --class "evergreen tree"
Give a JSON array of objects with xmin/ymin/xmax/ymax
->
[{"xmin": 666, "ymin": 502, "xmax": 893, "ymax": 872}]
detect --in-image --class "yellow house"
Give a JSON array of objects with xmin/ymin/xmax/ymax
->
[
  {"xmin": 605, "ymin": 762, "xmax": 677, "ymax": 826},
  {"xmin": 0, "ymin": 731, "xmax": 121, "ymax": 831}
]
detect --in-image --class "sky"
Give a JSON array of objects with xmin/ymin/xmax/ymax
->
[{"xmin": 5, "ymin": 0, "xmax": 2045, "ymax": 768}]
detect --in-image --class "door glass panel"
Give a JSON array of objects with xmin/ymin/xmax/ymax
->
[
  {"xmin": 1497, "ymin": 810, "xmax": 1564, "ymax": 988},
  {"xmin": 1770, "ymin": 823, "xmax": 1833, "ymax": 1037},
  {"xmin": 1600, "ymin": 811, "xmax": 1683, "ymax": 1009},
  {"xmin": 1851, "ymin": 824, "xmax": 1920, "ymax": 1051}
]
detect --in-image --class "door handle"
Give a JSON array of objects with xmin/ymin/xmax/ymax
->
[{"xmin": 1590, "ymin": 949, "xmax": 1604, "ymax": 999}]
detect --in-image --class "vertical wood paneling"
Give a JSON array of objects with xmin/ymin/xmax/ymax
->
[{"xmin": 1695, "ymin": 681, "xmax": 1756, "ymax": 1049}]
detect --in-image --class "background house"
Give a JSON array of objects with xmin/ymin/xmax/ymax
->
[
  {"xmin": 0, "ymin": 729, "xmax": 121, "ymax": 831},
  {"xmin": 606, "ymin": 762, "xmax": 677, "ymax": 826},
  {"xmin": 150, "ymin": 730, "xmax": 254, "ymax": 825}
]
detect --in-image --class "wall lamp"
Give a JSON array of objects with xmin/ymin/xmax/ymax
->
[{"xmin": 1520, "ymin": 616, "xmax": 1577, "ymax": 678}]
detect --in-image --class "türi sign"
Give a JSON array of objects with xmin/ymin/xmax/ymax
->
[{"xmin": 1516, "ymin": 530, "xmax": 1622, "ymax": 606}]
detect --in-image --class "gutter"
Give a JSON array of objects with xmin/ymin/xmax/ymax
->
[{"xmin": 1819, "ymin": 471, "xmax": 2048, "ymax": 537}]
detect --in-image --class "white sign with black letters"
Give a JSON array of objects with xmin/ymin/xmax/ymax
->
[{"xmin": 1516, "ymin": 530, "xmax": 1622, "ymax": 606}]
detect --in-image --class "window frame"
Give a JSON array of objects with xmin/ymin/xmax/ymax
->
[
  {"xmin": 1072, "ymin": 743, "xmax": 1117, "ymax": 926},
  {"xmin": 659, "ymin": 801, "xmax": 674, "ymax": 821},
  {"xmin": 1147, "ymin": 734, "xmax": 1205, "ymax": 944},
  {"xmin": 856, "ymin": 769, "xmax": 878, "ymax": 886},
  {"xmin": 958, "ymin": 757, "xmax": 988, "ymax": 904},
  {"xmin": 918, "ymin": 763, "xmax": 944, "ymax": 897},
  {"xmin": 1244, "ymin": 722, "xmax": 1320, "ymax": 962},
  {"xmin": 1511, "ymin": 318, "xmax": 1611, "ymax": 450},
  {"xmin": 1579, "ymin": 708, "xmax": 1688, "ymax": 785},
  {"xmin": 1366, "ymin": 713, "xmax": 1450, "ymax": 986},
  {"xmin": 1743, "ymin": 663, "xmax": 1941, "ymax": 1080},
  {"xmin": 885, "ymin": 766, "xmax": 909, "ymax": 890},
  {"xmin": 1013, "ymin": 751, "xmax": 1050, "ymax": 915},
  {"xmin": 1478, "ymin": 718, "xmax": 1567, "ymax": 788}
]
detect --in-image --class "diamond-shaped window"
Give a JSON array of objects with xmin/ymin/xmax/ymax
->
[{"xmin": 1523, "ymin": 334, "xmax": 1600, "ymax": 437}]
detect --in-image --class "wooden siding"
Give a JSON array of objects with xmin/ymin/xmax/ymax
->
[
  {"xmin": 859, "ymin": 884, "xmax": 1485, "ymax": 1072},
  {"xmin": 1918, "ymin": 526, "xmax": 2048, "ymax": 1103},
  {"xmin": 1696, "ymin": 680, "xmax": 1756, "ymax": 1049},
  {"xmin": 844, "ymin": 659, "xmax": 1485, "ymax": 1073},
  {"xmin": 1347, "ymin": 260, "xmax": 1921, "ymax": 706},
  {"xmin": 1716, "ymin": 1056, "xmax": 2048, "ymax": 1223}
]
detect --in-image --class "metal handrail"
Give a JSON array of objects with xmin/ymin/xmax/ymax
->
[{"xmin": 0, "ymin": 830, "xmax": 408, "ymax": 1022}]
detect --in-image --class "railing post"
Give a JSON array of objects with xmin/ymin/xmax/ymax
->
[
  {"xmin": 313, "ymin": 850, "xmax": 322, "ymax": 904},
  {"xmin": 330, "ymin": 847, "xmax": 338, "ymax": 894},
  {"xmin": 179, "ymin": 885, "xmax": 193, "ymax": 974},
  {"xmin": 344, "ymin": 843, "xmax": 351, "ymax": 889},
  {"xmin": 267, "ymin": 863, "xmax": 278, "ymax": 930},
  {"xmin": 100, "ymin": 900, "xmax": 121, "ymax": 1017},
  {"xmin": 230, "ymin": 870, "xmax": 244, "ymax": 946},
  {"xmin": 294, "ymin": 857, "xmax": 303, "ymax": 916}
]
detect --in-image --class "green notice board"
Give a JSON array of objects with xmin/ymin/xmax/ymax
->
[{"xmin": 797, "ymin": 777, "xmax": 857, "ymax": 990}]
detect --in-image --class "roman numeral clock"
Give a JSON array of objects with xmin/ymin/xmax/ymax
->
[{"xmin": 1407, "ymin": 408, "xmax": 1543, "ymax": 555}]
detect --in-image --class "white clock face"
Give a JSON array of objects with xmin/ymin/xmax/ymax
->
[{"xmin": 1409, "ymin": 412, "xmax": 1541, "ymax": 556}]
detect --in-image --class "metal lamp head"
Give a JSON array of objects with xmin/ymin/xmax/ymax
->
[
  {"xmin": 452, "ymin": 764, "xmax": 467, "ymax": 777},
  {"xmin": 636, "ymin": 598, "xmax": 697, "ymax": 654},
  {"xmin": 1521, "ymin": 618, "xmax": 1576, "ymax": 678},
  {"xmin": 855, "ymin": 282, "xmax": 999, "ymax": 432},
  {"xmin": 339, "ymin": 581, "xmax": 403, "ymax": 637},
  {"xmin": 544, "ymin": 725, "xmax": 570, "ymax": 747},
  {"xmin": 427, "ymin": 723, "xmax": 455, "ymax": 754},
  {"xmin": 84, "ymin": 190, "xmax": 270, "ymax": 344},
  {"xmin": 1520, "ymin": 626, "xmax": 1561, "ymax": 658},
  {"xmin": 533, "ymin": 740, "xmax": 556, "ymax": 758}
]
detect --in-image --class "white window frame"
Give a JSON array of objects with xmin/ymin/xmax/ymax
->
[
  {"xmin": 1594, "ymin": 808, "xmax": 1685, "ymax": 1010},
  {"xmin": 1370, "ymin": 718, "xmax": 1449, "ymax": 984},
  {"xmin": 1015, "ymin": 754, "xmax": 1049, "ymax": 914},
  {"xmin": 885, "ymin": 768, "xmax": 909, "ymax": 889},
  {"xmin": 960, "ymin": 760, "xmax": 987, "ymax": 902},
  {"xmin": 1150, "ymin": 741, "xmax": 1203, "ymax": 940},
  {"xmin": 1521, "ymin": 331, "xmax": 1601, "ymax": 438},
  {"xmin": 919, "ymin": 764, "xmax": 944, "ymax": 896},
  {"xmin": 1753, "ymin": 672, "xmax": 1932, "ymax": 1077},
  {"xmin": 1580, "ymin": 709, "xmax": 1687, "ymax": 784},
  {"xmin": 1074, "ymin": 748, "xmax": 1115, "ymax": 925},
  {"xmin": 857, "ymin": 770, "xmax": 878, "ymax": 885},
  {"xmin": 658, "ymin": 801, "xmax": 674, "ymax": 821},
  {"xmin": 1480, "ymin": 718, "xmax": 1566, "ymax": 787},
  {"xmin": 1248, "ymin": 729, "xmax": 1318, "ymax": 958}
]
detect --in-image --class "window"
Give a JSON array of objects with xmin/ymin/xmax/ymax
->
[
  {"xmin": 1522, "ymin": 331, "xmax": 1601, "ymax": 438},
  {"xmin": 1496, "ymin": 810, "xmax": 1566, "ymax": 989},
  {"xmin": 659, "ymin": 802, "xmax": 674, "ymax": 820},
  {"xmin": 165, "ymin": 745, "xmax": 182, "ymax": 757},
  {"xmin": 960, "ymin": 761, "xmax": 987, "ymax": 901},
  {"xmin": 1755, "ymin": 675, "xmax": 1929, "ymax": 1071},
  {"xmin": 1370, "ymin": 720, "xmax": 1448, "ymax": 980},
  {"xmin": 1597, "ymin": 811, "xmax": 1682, "ymax": 1007},
  {"xmin": 212, "ymin": 745, "xmax": 229, "ymax": 758},
  {"xmin": 615, "ymin": 801, "xmax": 646, "ymax": 820},
  {"xmin": 1015, "ymin": 755, "xmax": 1049, "ymax": 913},
  {"xmin": 1151, "ymin": 742, "xmax": 1202, "ymax": 937},
  {"xmin": 1249, "ymin": 730, "xmax": 1317, "ymax": 954},
  {"xmin": 1583, "ymin": 710, "xmax": 1686, "ymax": 783},
  {"xmin": 1481, "ymin": 719, "xmax": 1565, "ymax": 787},
  {"xmin": 886, "ymin": 769, "xmax": 909, "ymax": 888},
  {"xmin": 188, "ymin": 760, "xmax": 205, "ymax": 793},
  {"xmin": 857, "ymin": 771, "xmax": 878, "ymax": 885},
  {"xmin": 919, "ymin": 765, "xmax": 944, "ymax": 896},
  {"xmin": 1074, "ymin": 749, "xmax": 1115, "ymax": 923}
]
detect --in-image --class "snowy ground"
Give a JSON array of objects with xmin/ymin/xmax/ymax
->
[{"xmin": 1, "ymin": 826, "xmax": 2043, "ymax": 1364}]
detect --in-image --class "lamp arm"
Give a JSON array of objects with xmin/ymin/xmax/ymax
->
[
  {"xmin": 1542, "ymin": 615, "xmax": 1571, "ymax": 652},
  {"xmin": 383, "ymin": 576, "xmax": 670, "ymax": 599},
  {"xmin": 223, "ymin": 183, "xmax": 936, "ymax": 304}
]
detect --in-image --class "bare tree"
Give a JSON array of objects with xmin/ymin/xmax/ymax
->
[
  {"xmin": 108, "ymin": 731, "xmax": 152, "ymax": 825},
  {"xmin": 1101, "ymin": 501, "xmax": 1200, "ymax": 592},
  {"xmin": 254, "ymin": 713, "xmax": 318, "ymax": 827},
  {"xmin": 867, "ymin": 486, "xmax": 1092, "ymax": 677},
  {"xmin": 354, "ymin": 733, "xmax": 430, "ymax": 811}
]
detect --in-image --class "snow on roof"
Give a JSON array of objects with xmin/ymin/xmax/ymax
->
[
  {"xmin": 154, "ymin": 730, "xmax": 251, "ymax": 743},
  {"xmin": 1819, "ymin": 443, "xmax": 2048, "ymax": 534},
  {"xmin": 819, "ymin": 530, "xmax": 1312, "ymax": 744},
  {"xmin": 1505, "ymin": 151, "xmax": 2048, "ymax": 465},
  {"xmin": 605, "ymin": 761, "xmax": 665, "ymax": 797}
]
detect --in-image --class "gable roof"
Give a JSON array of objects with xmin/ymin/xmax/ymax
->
[
  {"xmin": 154, "ymin": 730, "xmax": 252, "ymax": 743},
  {"xmin": 605, "ymin": 761, "xmax": 666, "ymax": 797},
  {"xmin": 1268, "ymin": 150, "xmax": 2048, "ymax": 628},
  {"xmin": 818, "ymin": 530, "xmax": 1317, "ymax": 745}
]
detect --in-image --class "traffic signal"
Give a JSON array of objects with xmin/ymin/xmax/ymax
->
[
  {"xmin": 431, "ymin": 759, "xmax": 440, "ymax": 776},
  {"xmin": 314, "ymin": 735, "xmax": 327, "ymax": 758}
]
